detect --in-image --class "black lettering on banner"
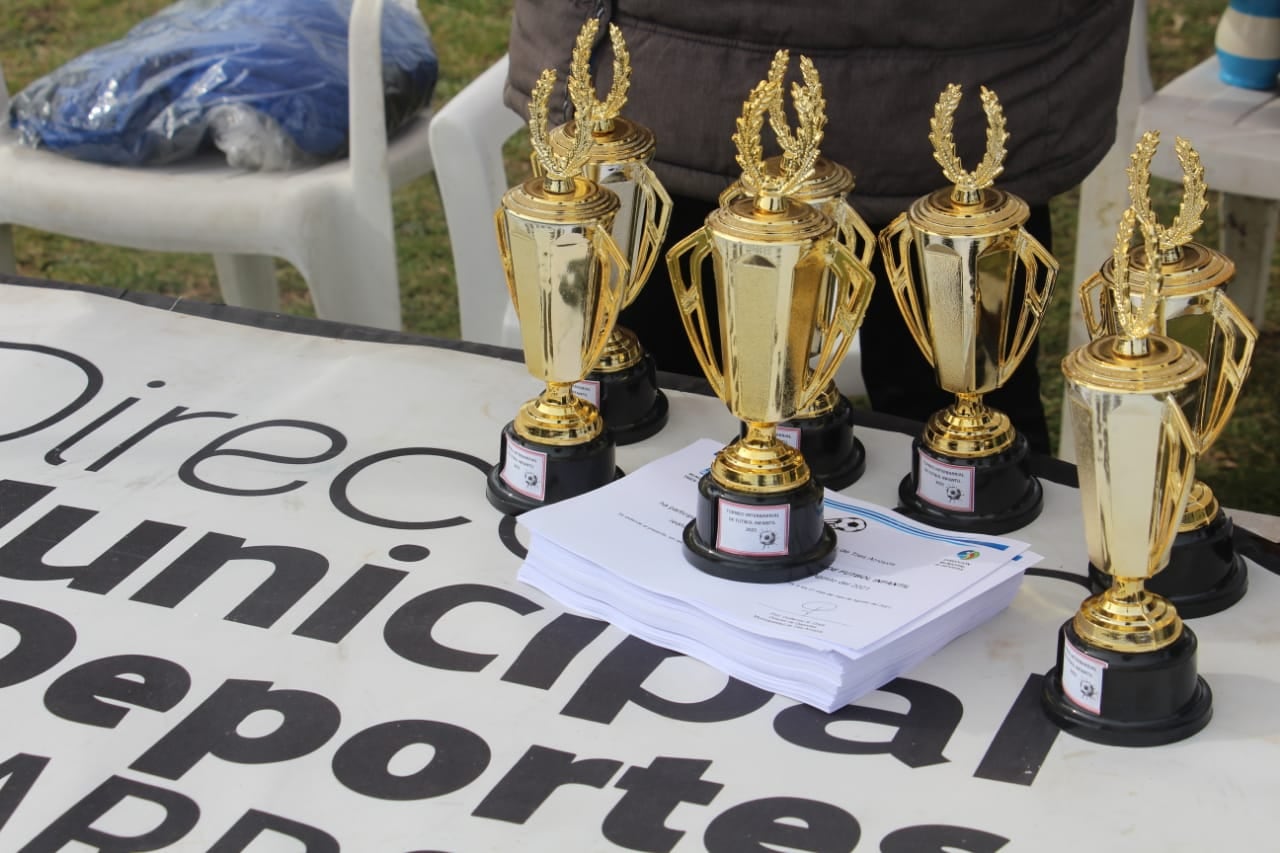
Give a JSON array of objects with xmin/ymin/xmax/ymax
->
[
  {"xmin": 0, "ymin": 342, "xmax": 103, "ymax": 443},
  {"xmin": 292, "ymin": 562, "xmax": 411, "ymax": 643},
  {"xmin": 703, "ymin": 797, "xmax": 860, "ymax": 853},
  {"xmin": 130, "ymin": 533, "xmax": 328, "ymax": 628},
  {"xmin": 44, "ymin": 655, "xmax": 192, "ymax": 728},
  {"xmin": 973, "ymin": 673, "xmax": 1060, "ymax": 787},
  {"xmin": 472, "ymin": 745, "xmax": 622, "ymax": 824},
  {"xmin": 329, "ymin": 447, "xmax": 489, "ymax": 530},
  {"xmin": 18, "ymin": 775, "xmax": 199, "ymax": 853},
  {"xmin": 383, "ymin": 583, "xmax": 541, "ymax": 672},
  {"xmin": 0, "ymin": 600, "xmax": 77, "ymax": 689},
  {"xmin": 561, "ymin": 636, "xmax": 772, "ymax": 724},
  {"xmin": 0, "ymin": 754, "xmax": 49, "ymax": 833},
  {"xmin": 501, "ymin": 612, "xmax": 608, "ymax": 690},
  {"xmin": 88, "ymin": 406, "xmax": 238, "ymax": 473},
  {"xmin": 603, "ymin": 757, "xmax": 723, "ymax": 853},
  {"xmin": 879, "ymin": 824, "xmax": 1010, "ymax": 852},
  {"xmin": 45, "ymin": 397, "xmax": 139, "ymax": 466},
  {"xmin": 208, "ymin": 809, "xmax": 339, "ymax": 853},
  {"xmin": 331, "ymin": 720, "xmax": 491, "ymax": 800},
  {"xmin": 773, "ymin": 679, "xmax": 960, "ymax": 768},
  {"xmin": 497, "ymin": 514, "xmax": 526, "ymax": 559},
  {"xmin": 178, "ymin": 419, "xmax": 346, "ymax": 497},
  {"xmin": 0, "ymin": 504, "xmax": 183, "ymax": 594},
  {"xmin": 130, "ymin": 679, "xmax": 341, "ymax": 781},
  {"xmin": 0, "ymin": 480, "xmax": 55, "ymax": 529}
]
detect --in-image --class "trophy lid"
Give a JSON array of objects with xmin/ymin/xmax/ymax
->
[
  {"xmin": 907, "ymin": 185, "xmax": 1029, "ymax": 237},
  {"xmin": 707, "ymin": 194, "xmax": 832, "ymax": 244},
  {"xmin": 765, "ymin": 154, "xmax": 854, "ymax": 204},
  {"xmin": 1062, "ymin": 332, "xmax": 1205, "ymax": 395},
  {"xmin": 1102, "ymin": 240, "xmax": 1235, "ymax": 298},
  {"xmin": 550, "ymin": 117, "xmax": 656, "ymax": 167},
  {"xmin": 503, "ymin": 174, "xmax": 621, "ymax": 224}
]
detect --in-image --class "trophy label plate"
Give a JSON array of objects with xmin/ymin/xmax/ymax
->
[
  {"xmin": 916, "ymin": 452, "xmax": 976, "ymax": 512},
  {"xmin": 1061, "ymin": 636, "xmax": 1107, "ymax": 715},
  {"xmin": 571, "ymin": 379, "xmax": 602, "ymax": 407},
  {"xmin": 715, "ymin": 499, "xmax": 790, "ymax": 557},
  {"xmin": 777, "ymin": 425, "xmax": 802, "ymax": 450},
  {"xmin": 501, "ymin": 439, "xmax": 548, "ymax": 501}
]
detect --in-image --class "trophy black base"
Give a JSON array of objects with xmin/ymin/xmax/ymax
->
[
  {"xmin": 682, "ymin": 475, "xmax": 835, "ymax": 583},
  {"xmin": 1041, "ymin": 620, "xmax": 1212, "ymax": 747},
  {"xmin": 767, "ymin": 394, "xmax": 866, "ymax": 490},
  {"xmin": 586, "ymin": 353, "xmax": 668, "ymax": 446},
  {"xmin": 1087, "ymin": 511, "xmax": 1248, "ymax": 619},
  {"xmin": 897, "ymin": 434, "xmax": 1042, "ymax": 534},
  {"xmin": 486, "ymin": 423, "xmax": 621, "ymax": 517}
]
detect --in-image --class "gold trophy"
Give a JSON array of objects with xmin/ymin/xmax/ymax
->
[
  {"xmin": 485, "ymin": 66, "xmax": 630, "ymax": 516},
  {"xmin": 665, "ymin": 59, "xmax": 874, "ymax": 582},
  {"xmin": 719, "ymin": 51, "xmax": 877, "ymax": 490},
  {"xmin": 1079, "ymin": 132, "xmax": 1258, "ymax": 617},
  {"xmin": 878, "ymin": 85, "xmax": 1058, "ymax": 533},
  {"xmin": 544, "ymin": 20, "xmax": 673, "ymax": 444},
  {"xmin": 1043, "ymin": 200, "xmax": 1212, "ymax": 746}
]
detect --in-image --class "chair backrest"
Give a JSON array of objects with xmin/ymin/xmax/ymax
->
[{"xmin": 348, "ymin": 0, "xmax": 389, "ymax": 190}]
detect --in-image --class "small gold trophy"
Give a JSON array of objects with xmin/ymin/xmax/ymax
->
[
  {"xmin": 545, "ymin": 20, "xmax": 673, "ymax": 444},
  {"xmin": 485, "ymin": 67, "xmax": 630, "ymax": 516},
  {"xmin": 719, "ymin": 52, "xmax": 877, "ymax": 490},
  {"xmin": 1043, "ymin": 202, "xmax": 1212, "ymax": 746},
  {"xmin": 665, "ymin": 59, "xmax": 874, "ymax": 582},
  {"xmin": 879, "ymin": 85, "xmax": 1058, "ymax": 533},
  {"xmin": 1079, "ymin": 132, "xmax": 1258, "ymax": 617}
]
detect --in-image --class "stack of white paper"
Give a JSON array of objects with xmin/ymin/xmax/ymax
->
[{"xmin": 518, "ymin": 440, "xmax": 1040, "ymax": 712}]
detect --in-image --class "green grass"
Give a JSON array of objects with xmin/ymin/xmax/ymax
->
[{"xmin": 2, "ymin": 1, "xmax": 1277, "ymax": 515}]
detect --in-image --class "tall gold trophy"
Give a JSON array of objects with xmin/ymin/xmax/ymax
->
[
  {"xmin": 1042, "ymin": 199, "xmax": 1212, "ymax": 746},
  {"xmin": 719, "ymin": 52, "xmax": 877, "ymax": 490},
  {"xmin": 665, "ymin": 60, "xmax": 874, "ymax": 582},
  {"xmin": 1080, "ymin": 133, "xmax": 1258, "ymax": 617},
  {"xmin": 879, "ymin": 85, "xmax": 1058, "ymax": 533},
  {"xmin": 485, "ymin": 67, "xmax": 630, "ymax": 516},
  {"xmin": 545, "ymin": 21, "xmax": 673, "ymax": 443}
]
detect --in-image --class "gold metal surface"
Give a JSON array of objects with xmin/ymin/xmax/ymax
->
[
  {"xmin": 495, "ymin": 58, "xmax": 631, "ymax": 445},
  {"xmin": 878, "ymin": 84, "xmax": 1058, "ymax": 458},
  {"xmin": 1077, "ymin": 133, "xmax": 1258, "ymax": 535},
  {"xmin": 1062, "ymin": 189, "xmax": 1205, "ymax": 652},
  {"xmin": 666, "ymin": 53, "xmax": 873, "ymax": 493},
  {"xmin": 542, "ymin": 19, "xmax": 673, "ymax": 375}
]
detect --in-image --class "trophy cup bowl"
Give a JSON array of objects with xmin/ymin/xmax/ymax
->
[
  {"xmin": 878, "ymin": 85, "xmax": 1058, "ymax": 534},
  {"xmin": 722, "ymin": 152, "xmax": 877, "ymax": 489},
  {"xmin": 666, "ymin": 194, "xmax": 872, "ymax": 582},
  {"xmin": 485, "ymin": 69, "xmax": 631, "ymax": 516},
  {"xmin": 544, "ymin": 20, "xmax": 673, "ymax": 445},
  {"xmin": 1078, "ymin": 134, "xmax": 1259, "ymax": 616}
]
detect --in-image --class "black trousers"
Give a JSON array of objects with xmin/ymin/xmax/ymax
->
[{"xmin": 627, "ymin": 195, "xmax": 1053, "ymax": 456}]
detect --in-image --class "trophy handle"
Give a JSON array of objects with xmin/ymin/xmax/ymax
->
[
  {"xmin": 1078, "ymin": 271, "xmax": 1111, "ymax": 340},
  {"xmin": 801, "ymin": 238, "xmax": 875, "ymax": 409},
  {"xmin": 666, "ymin": 227, "xmax": 726, "ymax": 399},
  {"xmin": 877, "ymin": 213, "xmax": 934, "ymax": 366},
  {"xmin": 831, "ymin": 198, "xmax": 877, "ymax": 271},
  {"xmin": 1160, "ymin": 394, "xmax": 1201, "ymax": 551},
  {"xmin": 1194, "ymin": 290, "xmax": 1258, "ymax": 452},
  {"xmin": 584, "ymin": 225, "xmax": 632, "ymax": 370},
  {"xmin": 1005, "ymin": 225, "xmax": 1059, "ymax": 371},
  {"xmin": 621, "ymin": 161, "xmax": 673, "ymax": 305},
  {"xmin": 493, "ymin": 208, "xmax": 519, "ymax": 311}
]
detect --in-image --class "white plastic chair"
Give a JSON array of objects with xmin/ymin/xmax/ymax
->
[
  {"xmin": 429, "ymin": 54, "xmax": 867, "ymax": 395},
  {"xmin": 1064, "ymin": 0, "xmax": 1280, "ymax": 457},
  {"xmin": 0, "ymin": 0, "xmax": 433, "ymax": 330}
]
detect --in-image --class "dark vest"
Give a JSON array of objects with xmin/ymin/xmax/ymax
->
[{"xmin": 505, "ymin": 0, "xmax": 1133, "ymax": 223}]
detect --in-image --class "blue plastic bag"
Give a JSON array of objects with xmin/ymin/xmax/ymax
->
[{"xmin": 9, "ymin": 0, "xmax": 438, "ymax": 169}]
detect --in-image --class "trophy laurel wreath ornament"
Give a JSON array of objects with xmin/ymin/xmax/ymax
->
[{"xmin": 665, "ymin": 52, "xmax": 874, "ymax": 582}]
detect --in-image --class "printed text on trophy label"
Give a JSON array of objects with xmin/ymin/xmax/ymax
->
[
  {"xmin": 1061, "ymin": 637, "xmax": 1107, "ymax": 714},
  {"xmin": 501, "ymin": 439, "xmax": 547, "ymax": 500},
  {"xmin": 715, "ymin": 499, "xmax": 791, "ymax": 556},
  {"xmin": 917, "ymin": 453, "xmax": 976, "ymax": 512}
]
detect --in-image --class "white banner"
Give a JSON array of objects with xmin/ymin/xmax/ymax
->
[{"xmin": 0, "ymin": 285, "xmax": 1274, "ymax": 851}]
